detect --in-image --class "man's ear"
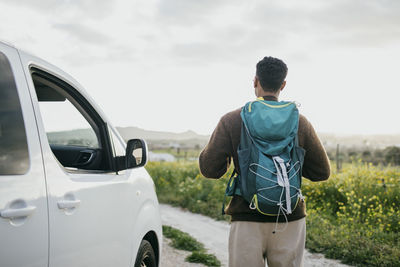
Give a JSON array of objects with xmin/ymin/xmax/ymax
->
[
  {"xmin": 280, "ymin": 80, "xmax": 287, "ymax": 91},
  {"xmin": 253, "ymin": 76, "xmax": 258, "ymax": 88}
]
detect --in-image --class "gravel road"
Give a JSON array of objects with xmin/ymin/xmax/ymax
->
[
  {"xmin": 160, "ymin": 204, "xmax": 351, "ymax": 267},
  {"xmin": 161, "ymin": 237, "xmax": 206, "ymax": 267}
]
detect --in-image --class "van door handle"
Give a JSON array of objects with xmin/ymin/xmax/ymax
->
[
  {"xmin": 0, "ymin": 206, "xmax": 37, "ymax": 219},
  {"xmin": 57, "ymin": 199, "xmax": 81, "ymax": 209}
]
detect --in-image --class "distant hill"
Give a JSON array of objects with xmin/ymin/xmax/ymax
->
[
  {"xmin": 46, "ymin": 127, "xmax": 400, "ymax": 150},
  {"xmin": 319, "ymin": 133, "xmax": 400, "ymax": 149},
  {"xmin": 116, "ymin": 126, "xmax": 209, "ymax": 141},
  {"xmin": 116, "ymin": 126, "xmax": 210, "ymax": 149}
]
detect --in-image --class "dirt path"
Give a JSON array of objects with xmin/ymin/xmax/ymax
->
[
  {"xmin": 161, "ymin": 237, "xmax": 206, "ymax": 267},
  {"xmin": 160, "ymin": 204, "xmax": 351, "ymax": 267}
]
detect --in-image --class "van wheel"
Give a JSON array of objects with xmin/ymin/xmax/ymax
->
[{"xmin": 134, "ymin": 240, "xmax": 157, "ymax": 267}]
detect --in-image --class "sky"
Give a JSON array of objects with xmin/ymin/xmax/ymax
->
[{"xmin": 1, "ymin": 0, "xmax": 400, "ymax": 135}]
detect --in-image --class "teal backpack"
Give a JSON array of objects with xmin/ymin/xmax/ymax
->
[{"xmin": 224, "ymin": 98, "xmax": 305, "ymax": 224}]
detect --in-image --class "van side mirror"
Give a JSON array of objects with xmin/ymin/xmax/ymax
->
[
  {"xmin": 115, "ymin": 139, "xmax": 148, "ymax": 171},
  {"xmin": 126, "ymin": 139, "xmax": 148, "ymax": 169}
]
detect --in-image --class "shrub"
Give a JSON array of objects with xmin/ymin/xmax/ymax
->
[{"xmin": 148, "ymin": 162, "xmax": 400, "ymax": 266}]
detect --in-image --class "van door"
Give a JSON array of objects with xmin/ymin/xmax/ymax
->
[
  {"xmin": 0, "ymin": 44, "xmax": 48, "ymax": 266},
  {"xmin": 19, "ymin": 55, "xmax": 136, "ymax": 267}
]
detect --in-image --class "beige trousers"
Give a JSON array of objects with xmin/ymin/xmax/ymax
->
[{"xmin": 228, "ymin": 218, "xmax": 306, "ymax": 267}]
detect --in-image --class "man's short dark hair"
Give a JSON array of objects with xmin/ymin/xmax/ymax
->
[{"xmin": 256, "ymin": 56, "xmax": 288, "ymax": 92}]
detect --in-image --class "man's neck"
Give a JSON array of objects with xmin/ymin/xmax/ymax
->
[
  {"xmin": 261, "ymin": 95, "xmax": 278, "ymax": 101},
  {"xmin": 257, "ymin": 91, "xmax": 279, "ymax": 101},
  {"xmin": 256, "ymin": 87, "xmax": 280, "ymax": 99}
]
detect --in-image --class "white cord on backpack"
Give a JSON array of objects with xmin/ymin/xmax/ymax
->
[{"xmin": 273, "ymin": 156, "xmax": 292, "ymax": 214}]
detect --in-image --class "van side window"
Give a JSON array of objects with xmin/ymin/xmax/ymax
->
[
  {"xmin": 31, "ymin": 69, "xmax": 112, "ymax": 172},
  {"xmin": 0, "ymin": 52, "xmax": 30, "ymax": 175},
  {"xmin": 39, "ymin": 99, "xmax": 99, "ymax": 148}
]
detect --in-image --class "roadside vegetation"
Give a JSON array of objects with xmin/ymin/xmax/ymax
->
[
  {"xmin": 163, "ymin": 225, "xmax": 221, "ymax": 267},
  {"xmin": 147, "ymin": 161, "xmax": 400, "ymax": 267}
]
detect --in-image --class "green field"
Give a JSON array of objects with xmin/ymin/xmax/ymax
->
[{"xmin": 146, "ymin": 161, "xmax": 400, "ymax": 267}]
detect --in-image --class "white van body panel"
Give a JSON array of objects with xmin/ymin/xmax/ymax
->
[
  {"xmin": 0, "ymin": 42, "xmax": 49, "ymax": 267},
  {"xmin": 0, "ymin": 41, "xmax": 162, "ymax": 267}
]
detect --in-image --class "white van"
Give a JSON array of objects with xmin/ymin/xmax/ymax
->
[{"xmin": 0, "ymin": 41, "xmax": 162, "ymax": 267}]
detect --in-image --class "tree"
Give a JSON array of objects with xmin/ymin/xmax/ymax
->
[{"xmin": 384, "ymin": 146, "xmax": 400, "ymax": 165}]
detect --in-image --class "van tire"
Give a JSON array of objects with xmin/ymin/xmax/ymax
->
[{"xmin": 134, "ymin": 240, "xmax": 157, "ymax": 267}]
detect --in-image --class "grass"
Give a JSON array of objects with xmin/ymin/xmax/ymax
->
[
  {"xmin": 163, "ymin": 225, "xmax": 221, "ymax": 267},
  {"xmin": 147, "ymin": 161, "xmax": 231, "ymax": 221},
  {"xmin": 186, "ymin": 252, "xmax": 221, "ymax": 266},
  {"xmin": 148, "ymin": 162, "xmax": 400, "ymax": 267},
  {"xmin": 306, "ymin": 212, "xmax": 400, "ymax": 266}
]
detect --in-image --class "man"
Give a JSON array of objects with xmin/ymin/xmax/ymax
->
[{"xmin": 199, "ymin": 56, "xmax": 330, "ymax": 267}]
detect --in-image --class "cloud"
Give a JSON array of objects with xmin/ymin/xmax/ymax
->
[
  {"xmin": 55, "ymin": 41, "xmax": 137, "ymax": 67},
  {"xmin": 311, "ymin": 0, "xmax": 400, "ymax": 47},
  {"xmin": 152, "ymin": 1, "xmax": 292, "ymax": 65},
  {"xmin": 49, "ymin": 23, "xmax": 138, "ymax": 66},
  {"xmin": 53, "ymin": 23, "xmax": 112, "ymax": 45},
  {"xmin": 156, "ymin": 0, "xmax": 231, "ymax": 26},
  {"xmin": 3, "ymin": 0, "xmax": 399, "ymax": 69},
  {"xmin": 248, "ymin": 0, "xmax": 400, "ymax": 48},
  {"xmin": 157, "ymin": 0, "xmax": 400, "ymax": 66},
  {"xmin": 169, "ymin": 27, "xmax": 286, "ymax": 65},
  {"xmin": 5, "ymin": 0, "xmax": 116, "ymax": 19}
]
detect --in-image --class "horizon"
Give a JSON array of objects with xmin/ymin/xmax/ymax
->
[
  {"xmin": 49, "ymin": 124, "xmax": 400, "ymax": 138},
  {"xmin": 115, "ymin": 125, "xmax": 400, "ymax": 137}
]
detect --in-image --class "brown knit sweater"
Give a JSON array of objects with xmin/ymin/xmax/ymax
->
[{"xmin": 199, "ymin": 96, "xmax": 331, "ymax": 222}]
